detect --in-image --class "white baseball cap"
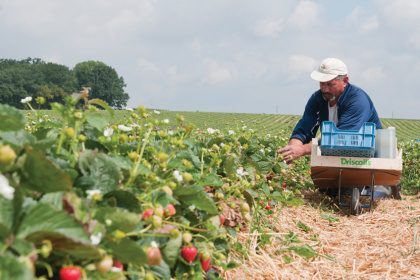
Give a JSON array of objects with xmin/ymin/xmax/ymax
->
[{"xmin": 310, "ymin": 58, "xmax": 348, "ymax": 82}]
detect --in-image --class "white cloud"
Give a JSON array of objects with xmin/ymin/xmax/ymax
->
[
  {"xmin": 346, "ymin": 7, "xmax": 379, "ymax": 32},
  {"xmin": 287, "ymin": 0, "xmax": 322, "ymax": 30},
  {"xmin": 409, "ymin": 34, "xmax": 420, "ymax": 49},
  {"xmin": 254, "ymin": 18, "xmax": 285, "ymax": 38},
  {"xmin": 287, "ymin": 55, "xmax": 317, "ymax": 78},
  {"xmin": 189, "ymin": 39, "xmax": 202, "ymax": 56},
  {"xmin": 137, "ymin": 58, "xmax": 161, "ymax": 75},
  {"xmin": 166, "ymin": 65, "xmax": 189, "ymax": 85},
  {"xmin": 202, "ymin": 59, "xmax": 233, "ymax": 85},
  {"xmin": 376, "ymin": 0, "xmax": 420, "ymax": 27},
  {"xmin": 360, "ymin": 66, "xmax": 385, "ymax": 81}
]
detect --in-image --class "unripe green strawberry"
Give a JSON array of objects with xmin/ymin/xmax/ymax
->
[
  {"xmin": 168, "ymin": 182, "xmax": 177, "ymax": 189},
  {"xmin": 240, "ymin": 202, "xmax": 250, "ymax": 213},
  {"xmin": 74, "ymin": 111, "xmax": 83, "ymax": 119},
  {"xmin": 128, "ymin": 151, "xmax": 139, "ymax": 161},
  {"xmin": 0, "ymin": 145, "xmax": 17, "ymax": 165},
  {"xmin": 144, "ymin": 272, "xmax": 155, "ymax": 280},
  {"xmin": 214, "ymin": 192, "xmax": 224, "ymax": 200},
  {"xmin": 182, "ymin": 172, "xmax": 193, "ymax": 183},
  {"xmin": 182, "ymin": 232, "xmax": 193, "ymax": 243},
  {"xmin": 64, "ymin": 127, "xmax": 75, "ymax": 138},
  {"xmin": 161, "ymin": 186, "xmax": 173, "ymax": 196},
  {"xmin": 156, "ymin": 152, "xmax": 168, "ymax": 163},
  {"xmin": 152, "ymin": 215, "xmax": 162, "ymax": 228},
  {"xmin": 170, "ymin": 228, "xmax": 180, "ymax": 239},
  {"xmin": 95, "ymin": 255, "xmax": 113, "ymax": 273},
  {"xmin": 119, "ymin": 134, "xmax": 128, "ymax": 143},
  {"xmin": 77, "ymin": 134, "xmax": 87, "ymax": 142},
  {"xmin": 154, "ymin": 205, "xmax": 164, "ymax": 217},
  {"xmin": 35, "ymin": 96, "xmax": 46, "ymax": 105}
]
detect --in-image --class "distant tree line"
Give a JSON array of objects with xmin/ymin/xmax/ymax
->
[{"xmin": 0, "ymin": 58, "xmax": 129, "ymax": 108}]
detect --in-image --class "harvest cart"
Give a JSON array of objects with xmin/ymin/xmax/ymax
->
[{"xmin": 310, "ymin": 139, "xmax": 402, "ymax": 214}]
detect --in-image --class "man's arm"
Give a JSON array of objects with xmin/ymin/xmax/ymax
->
[{"xmin": 277, "ymin": 138, "xmax": 312, "ymax": 164}]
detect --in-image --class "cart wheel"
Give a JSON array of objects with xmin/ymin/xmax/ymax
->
[{"xmin": 350, "ymin": 188, "xmax": 361, "ymax": 215}]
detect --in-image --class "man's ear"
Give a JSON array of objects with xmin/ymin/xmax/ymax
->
[{"xmin": 343, "ymin": 76, "xmax": 349, "ymax": 84}]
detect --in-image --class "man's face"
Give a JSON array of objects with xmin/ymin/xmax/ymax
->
[{"xmin": 320, "ymin": 77, "xmax": 348, "ymax": 102}]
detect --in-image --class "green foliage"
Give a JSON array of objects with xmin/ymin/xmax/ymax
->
[
  {"xmin": 0, "ymin": 58, "xmax": 129, "ymax": 109},
  {"xmin": 1, "ymin": 99, "xmax": 418, "ymax": 279},
  {"xmin": 73, "ymin": 61, "xmax": 129, "ymax": 108},
  {"xmin": 0, "ymin": 58, "xmax": 77, "ymax": 107},
  {"xmin": 399, "ymin": 140, "xmax": 420, "ymax": 194}
]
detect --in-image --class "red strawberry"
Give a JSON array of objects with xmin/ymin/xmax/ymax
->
[
  {"xmin": 219, "ymin": 214, "xmax": 225, "ymax": 226},
  {"xmin": 164, "ymin": 204, "xmax": 176, "ymax": 217},
  {"xmin": 180, "ymin": 245, "xmax": 198, "ymax": 263},
  {"xmin": 265, "ymin": 173, "xmax": 274, "ymax": 181},
  {"xmin": 146, "ymin": 246, "xmax": 162, "ymax": 266},
  {"xmin": 199, "ymin": 253, "xmax": 211, "ymax": 272},
  {"xmin": 282, "ymin": 182, "xmax": 287, "ymax": 190},
  {"xmin": 142, "ymin": 208, "xmax": 154, "ymax": 220},
  {"xmin": 113, "ymin": 259, "xmax": 124, "ymax": 271},
  {"xmin": 265, "ymin": 204, "xmax": 271, "ymax": 210},
  {"xmin": 59, "ymin": 266, "xmax": 81, "ymax": 280}
]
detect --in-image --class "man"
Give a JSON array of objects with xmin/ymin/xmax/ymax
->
[
  {"xmin": 279, "ymin": 57, "xmax": 396, "ymax": 199},
  {"xmin": 279, "ymin": 57, "xmax": 381, "ymax": 164}
]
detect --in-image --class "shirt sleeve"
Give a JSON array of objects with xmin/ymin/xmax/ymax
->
[{"xmin": 290, "ymin": 94, "xmax": 321, "ymax": 144}]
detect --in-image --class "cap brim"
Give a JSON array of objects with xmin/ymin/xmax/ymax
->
[{"xmin": 310, "ymin": 70, "xmax": 338, "ymax": 82}]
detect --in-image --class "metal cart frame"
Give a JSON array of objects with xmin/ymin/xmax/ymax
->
[{"xmin": 310, "ymin": 138, "xmax": 402, "ymax": 215}]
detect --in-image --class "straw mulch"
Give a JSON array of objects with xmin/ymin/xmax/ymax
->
[{"xmin": 223, "ymin": 193, "xmax": 420, "ymax": 280}]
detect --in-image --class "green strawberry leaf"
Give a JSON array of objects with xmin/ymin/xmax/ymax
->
[
  {"xmin": 0, "ymin": 255, "xmax": 33, "ymax": 280},
  {"xmin": 21, "ymin": 149, "xmax": 72, "ymax": 193},
  {"xmin": 174, "ymin": 185, "xmax": 218, "ymax": 215},
  {"xmin": 0, "ymin": 104, "xmax": 25, "ymax": 131}
]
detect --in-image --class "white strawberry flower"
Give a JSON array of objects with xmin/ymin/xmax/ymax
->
[
  {"xmin": 86, "ymin": 189, "xmax": 103, "ymax": 201},
  {"xmin": 168, "ymin": 130, "xmax": 174, "ymax": 135},
  {"xmin": 118, "ymin": 124, "xmax": 132, "ymax": 132},
  {"xmin": 173, "ymin": 170, "xmax": 183, "ymax": 182},
  {"xmin": 104, "ymin": 127, "xmax": 114, "ymax": 137},
  {"xmin": 236, "ymin": 167, "xmax": 248, "ymax": 177},
  {"xmin": 207, "ymin": 128, "xmax": 218, "ymax": 134},
  {"xmin": 228, "ymin": 130, "xmax": 235, "ymax": 135},
  {"xmin": 163, "ymin": 119, "xmax": 170, "ymax": 124},
  {"xmin": 90, "ymin": 232, "xmax": 103, "ymax": 245},
  {"xmin": 20, "ymin": 96, "xmax": 32, "ymax": 104},
  {"xmin": 0, "ymin": 174, "xmax": 14, "ymax": 200},
  {"xmin": 153, "ymin": 110, "xmax": 161, "ymax": 115}
]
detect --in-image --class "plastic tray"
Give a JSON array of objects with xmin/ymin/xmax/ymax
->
[{"xmin": 320, "ymin": 121, "xmax": 376, "ymax": 157}]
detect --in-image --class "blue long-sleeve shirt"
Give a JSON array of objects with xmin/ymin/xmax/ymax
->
[{"xmin": 291, "ymin": 83, "xmax": 382, "ymax": 144}]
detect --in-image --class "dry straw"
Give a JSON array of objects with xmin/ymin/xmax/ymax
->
[{"xmin": 224, "ymin": 192, "xmax": 419, "ymax": 280}]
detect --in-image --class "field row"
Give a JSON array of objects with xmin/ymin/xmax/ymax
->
[{"xmin": 132, "ymin": 110, "xmax": 420, "ymax": 142}]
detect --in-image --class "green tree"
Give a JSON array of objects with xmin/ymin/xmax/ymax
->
[
  {"xmin": 73, "ymin": 61, "xmax": 129, "ymax": 108},
  {"xmin": 0, "ymin": 58, "xmax": 77, "ymax": 108}
]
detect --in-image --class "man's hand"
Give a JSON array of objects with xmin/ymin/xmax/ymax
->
[{"xmin": 277, "ymin": 139, "xmax": 311, "ymax": 164}]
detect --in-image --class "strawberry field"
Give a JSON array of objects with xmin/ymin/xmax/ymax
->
[{"xmin": 0, "ymin": 95, "xmax": 419, "ymax": 280}]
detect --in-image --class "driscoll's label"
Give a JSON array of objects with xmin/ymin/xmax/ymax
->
[{"xmin": 340, "ymin": 158, "xmax": 371, "ymax": 166}]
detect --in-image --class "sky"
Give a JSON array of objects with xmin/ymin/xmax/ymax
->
[{"xmin": 1, "ymin": 0, "xmax": 419, "ymax": 119}]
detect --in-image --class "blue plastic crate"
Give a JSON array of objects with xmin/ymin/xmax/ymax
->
[{"xmin": 320, "ymin": 121, "xmax": 376, "ymax": 157}]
